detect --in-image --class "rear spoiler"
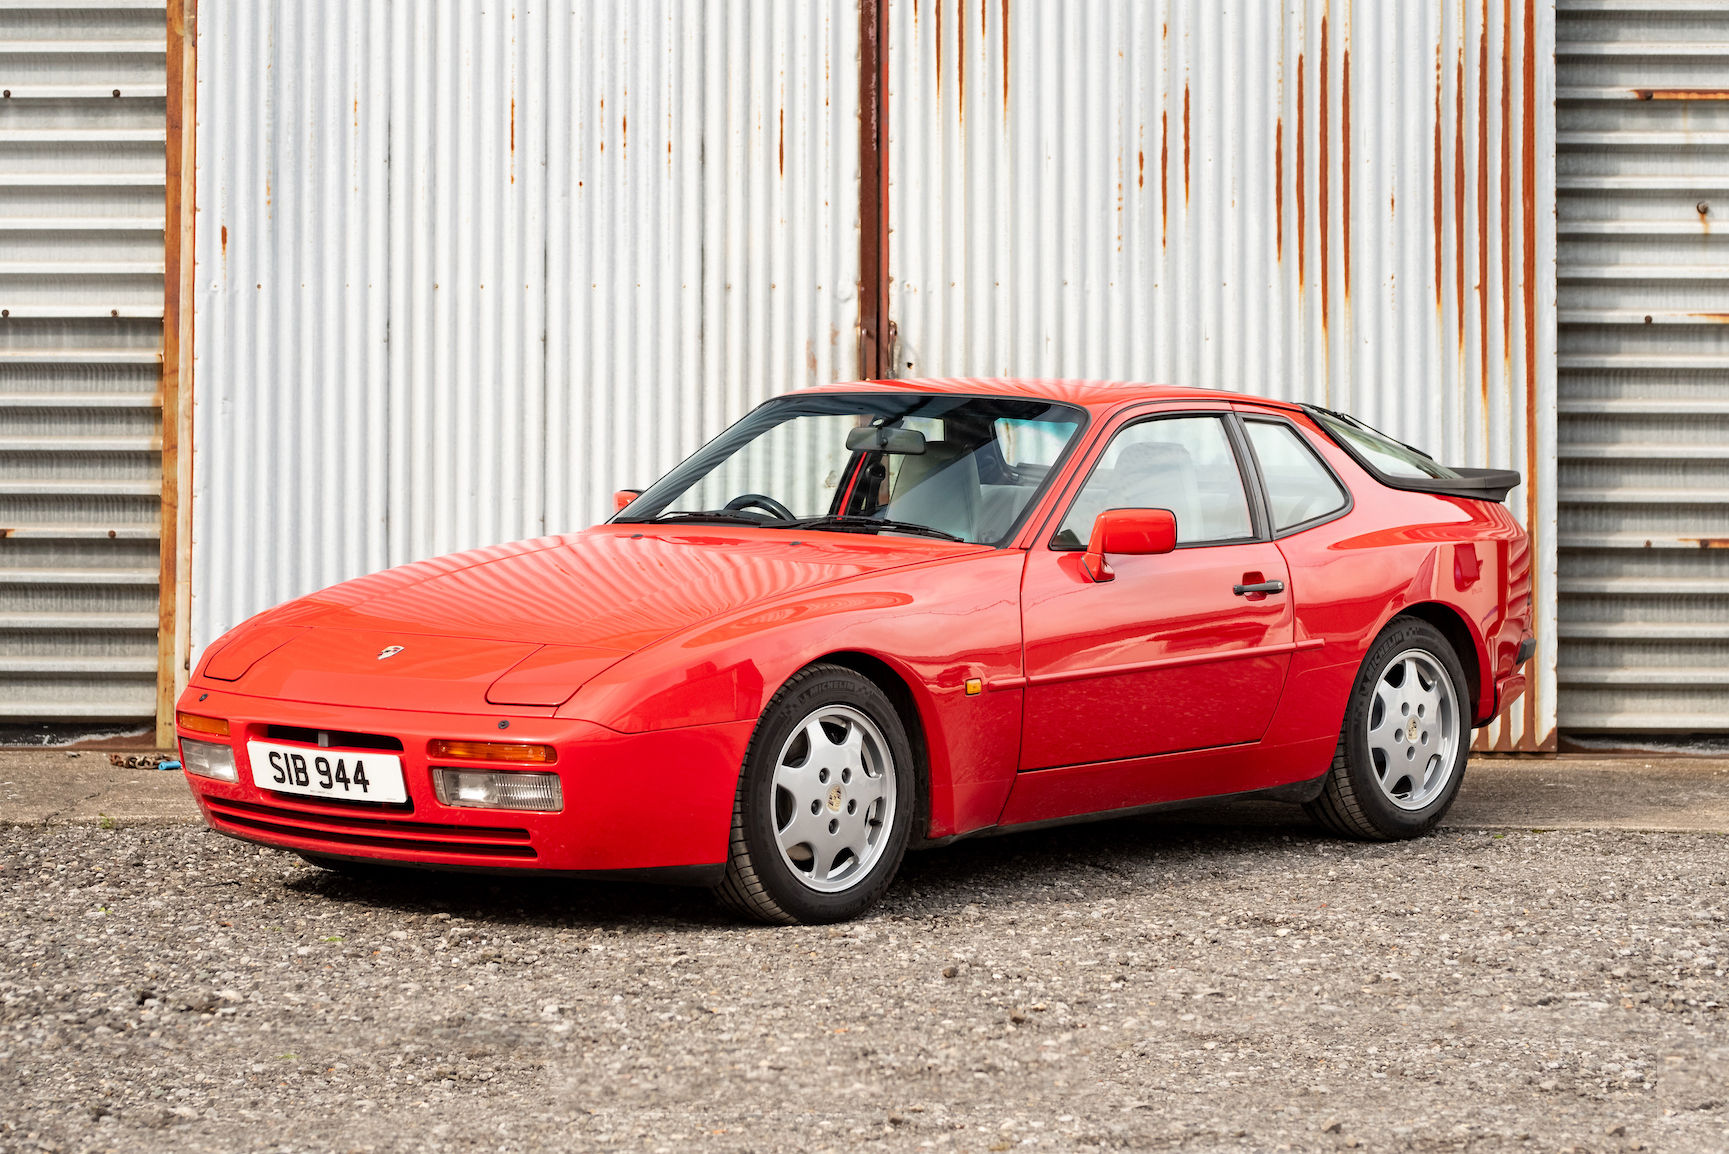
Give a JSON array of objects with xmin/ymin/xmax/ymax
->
[{"xmin": 1366, "ymin": 467, "xmax": 1524, "ymax": 504}]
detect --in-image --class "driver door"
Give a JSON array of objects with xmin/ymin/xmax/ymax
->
[{"xmin": 1018, "ymin": 410, "xmax": 1295, "ymax": 770}]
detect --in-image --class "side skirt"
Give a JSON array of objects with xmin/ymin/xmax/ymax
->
[{"xmin": 908, "ymin": 771, "xmax": 1329, "ymax": 849}]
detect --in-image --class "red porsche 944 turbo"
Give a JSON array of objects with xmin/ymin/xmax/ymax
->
[{"xmin": 176, "ymin": 380, "xmax": 1533, "ymax": 924}]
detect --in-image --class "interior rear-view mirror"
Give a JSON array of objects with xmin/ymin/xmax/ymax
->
[
  {"xmin": 845, "ymin": 426, "xmax": 928, "ymax": 455},
  {"xmin": 1083, "ymin": 508, "xmax": 1178, "ymax": 582}
]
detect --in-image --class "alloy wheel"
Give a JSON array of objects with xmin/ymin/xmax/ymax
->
[
  {"xmin": 1364, "ymin": 647, "xmax": 1460, "ymax": 811},
  {"xmin": 770, "ymin": 705, "xmax": 897, "ymax": 893}
]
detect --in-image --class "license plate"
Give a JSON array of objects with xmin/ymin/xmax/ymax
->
[{"xmin": 245, "ymin": 740, "xmax": 408, "ymax": 804}]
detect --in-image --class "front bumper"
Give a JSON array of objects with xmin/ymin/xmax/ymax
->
[{"xmin": 175, "ymin": 687, "xmax": 752, "ymax": 879}]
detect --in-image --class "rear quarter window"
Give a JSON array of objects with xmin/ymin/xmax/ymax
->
[{"xmin": 1244, "ymin": 420, "xmax": 1350, "ymax": 532}]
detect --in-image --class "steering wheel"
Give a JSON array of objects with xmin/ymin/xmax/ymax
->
[{"xmin": 724, "ymin": 493, "xmax": 797, "ymax": 521}]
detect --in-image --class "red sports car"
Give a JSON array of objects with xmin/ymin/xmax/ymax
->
[{"xmin": 176, "ymin": 380, "xmax": 1533, "ymax": 924}]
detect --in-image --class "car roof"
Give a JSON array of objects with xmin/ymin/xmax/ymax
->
[{"xmin": 796, "ymin": 377, "xmax": 1306, "ymax": 413}]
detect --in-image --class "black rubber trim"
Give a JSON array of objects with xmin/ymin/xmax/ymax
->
[
  {"xmin": 907, "ymin": 772, "xmax": 1331, "ymax": 847},
  {"xmin": 1302, "ymin": 405, "xmax": 1522, "ymax": 503},
  {"xmin": 1516, "ymin": 636, "xmax": 1536, "ymax": 666}
]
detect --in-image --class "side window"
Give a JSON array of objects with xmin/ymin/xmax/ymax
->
[
  {"xmin": 1245, "ymin": 420, "xmax": 1349, "ymax": 532},
  {"xmin": 1053, "ymin": 415, "xmax": 1254, "ymax": 548}
]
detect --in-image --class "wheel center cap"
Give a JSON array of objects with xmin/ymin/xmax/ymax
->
[
  {"xmin": 1407, "ymin": 717, "xmax": 1419, "ymax": 740},
  {"xmin": 827, "ymin": 785, "xmax": 844, "ymax": 813}
]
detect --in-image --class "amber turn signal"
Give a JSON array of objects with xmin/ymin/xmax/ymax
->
[
  {"xmin": 176, "ymin": 712, "xmax": 230, "ymax": 737},
  {"xmin": 427, "ymin": 739, "xmax": 557, "ymax": 765}
]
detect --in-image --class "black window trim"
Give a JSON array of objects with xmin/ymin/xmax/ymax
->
[
  {"xmin": 1046, "ymin": 409, "xmax": 1268, "ymax": 552},
  {"xmin": 1238, "ymin": 413, "xmax": 1356, "ymax": 539}
]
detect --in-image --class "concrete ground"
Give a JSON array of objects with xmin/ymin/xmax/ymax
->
[
  {"xmin": 5, "ymin": 751, "xmax": 1729, "ymax": 1154},
  {"xmin": 4, "ymin": 749, "xmax": 1728, "ymax": 835}
]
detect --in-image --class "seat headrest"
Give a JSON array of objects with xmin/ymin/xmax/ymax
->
[{"xmin": 1116, "ymin": 440, "xmax": 1194, "ymax": 475}]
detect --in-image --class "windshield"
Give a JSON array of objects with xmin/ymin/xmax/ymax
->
[
  {"xmin": 1311, "ymin": 409, "xmax": 1458, "ymax": 480},
  {"xmin": 618, "ymin": 393, "xmax": 1086, "ymax": 545}
]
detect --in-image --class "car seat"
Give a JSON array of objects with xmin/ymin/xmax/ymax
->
[
  {"xmin": 883, "ymin": 443, "xmax": 980, "ymax": 541},
  {"xmin": 1110, "ymin": 441, "xmax": 1202, "ymax": 542}
]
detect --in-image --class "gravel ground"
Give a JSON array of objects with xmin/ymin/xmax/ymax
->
[{"xmin": 2, "ymin": 815, "xmax": 1726, "ymax": 1154}]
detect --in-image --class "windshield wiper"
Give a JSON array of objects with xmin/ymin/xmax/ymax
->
[
  {"xmin": 786, "ymin": 515, "xmax": 965, "ymax": 542},
  {"xmin": 616, "ymin": 510, "xmax": 792, "ymax": 526}
]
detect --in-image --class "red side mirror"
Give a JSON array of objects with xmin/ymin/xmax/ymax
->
[
  {"xmin": 1082, "ymin": 508, "xmax": 1178, "ymax": 582},
  {"xmin": 614, "ymin": 489, "xmax": 643, "ymax": 512}
]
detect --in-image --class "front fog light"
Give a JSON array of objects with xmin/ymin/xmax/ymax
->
[
  {"xmin": 180, "ymin": 738, "xmax": 238, "ymax": 783},
  {"xmin": 433, "ymin": 769, "xmax": 563, "ymax": 812}
]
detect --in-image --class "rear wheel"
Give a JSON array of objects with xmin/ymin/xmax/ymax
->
[
  {"xmin": 1305, "ymin": 617, "xmax": 1471, "ymax": 840},
  {"xmin": 713, "ymin": 663, "xmax": 914, "ymax": 924}
]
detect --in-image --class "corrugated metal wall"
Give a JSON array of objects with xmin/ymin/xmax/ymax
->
[
  {"xmin": 192, "ymin": 1, "xmax": 861, "ymax": 659},
  {"xmin": 0, "ymin": 0, "xmax": 166, "ymax": 724},
  {"xmin": 886, "ymin": 0, "xmax": 1559, "ymax": 749},
  {"xmin": 1555, "ymin": 1, "xmax": 1729, "ymax": 732}
]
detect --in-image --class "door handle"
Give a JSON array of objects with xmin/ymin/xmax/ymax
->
[{"xmin": 1233, "ymin": 580, "xmax": 1285, "ymax": 596}]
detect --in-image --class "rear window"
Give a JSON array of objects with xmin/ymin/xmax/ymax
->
[{"xmin": 1310, "ymin": 410, "xmax": 1457, "ymax": 480}]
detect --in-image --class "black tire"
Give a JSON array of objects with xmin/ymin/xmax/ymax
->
[
  {"xmin": 1305, "ymin": 616, "xmax": 1472, "ymax": 840},
  {"xmin": 712, "ymin": 663, "xmax": 915, "ymax": 924}
]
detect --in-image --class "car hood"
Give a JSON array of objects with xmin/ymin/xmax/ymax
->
[{"xmin": 197, "ymin": 526, "xmax": 985, "ymax": 713}]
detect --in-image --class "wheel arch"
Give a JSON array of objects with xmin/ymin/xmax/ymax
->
[
  {"xmin": 813, "ymin": 650, "xmax": 934, "ymax": 842},
  {"xmin": 1394, "ymin": 602, "xmax": 1486, "ymax": 724}
]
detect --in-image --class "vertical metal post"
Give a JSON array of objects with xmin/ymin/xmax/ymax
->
[
  {"xmin": 158, "ymin": 0, "xmax": 196, "ymax": 747},
  {"xmin": 858, "ymin": 0, "xmax": 891, "ymax": 380}
]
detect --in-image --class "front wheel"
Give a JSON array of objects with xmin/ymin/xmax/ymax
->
[
  {"xmin": 1305, "ymin": 616, "xmax": 1471, "ymax": 840},
  {"xmin": 712, "ymin": 663, "xmax": 914, "ymax": 924}
]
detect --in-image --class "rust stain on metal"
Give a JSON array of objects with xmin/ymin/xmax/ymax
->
[
  {"xmin": 1683, "ymin": 538, "xmax": 1729, "ymax": 548},
  {"xmin": 1297, "ymin": 54, "xmax": 1306, "ymax": 291},
  {"xmin": 1341, "ymin": 46, "xmax": 1351, "ymax": 301},
  {"xmin": 1635, "ymin": 89, "xmax": 1729, "ymax": 100},
  {"xmin": 1275, "ymin": 118, "xmax": 1284, "ymax": 262},
  {"xmin": 958, "ymin": 0, "xmax": 967, "ymax": 122},
  {"xmin": 1454, "ymin": 45, "xmax": 1466, "ymax": 351},
  {"xmin": 778, "ymin": 107, "xmax": 784, "ymax": 176},
  {"xmin": 1319, "ymin": 16, "xmax": 1330, "ymax": 329},
  {"xmin": 1500, "ymin": 0, "xmax": 1513, "ymax": 369},
  {"xmin": 219, "ymin": 224, "xmax": 226, "ymax": 257},
  {"xmin": 936, "ymin": 0, "xmax": 943, "ymax": 95},
  {"xmin": 1477, "ymin": 28, "xmax": 1490, "ymax": 402},
  {"xmin": 1138, "ymin": 148, "xmax": 1145, "ymax": 190},
  {"xmin": 1160, "ymin": 109, "xmax": 1169, "ymax": 248},
  {"xmin": 1692, "ymin": 312, "xmax": 1729, "ymax": 323},
  {"xmin": 1182, "ymin": 82, "xmax": 1191, "ymax": 207},
  {"xmin": 1432, "ymin": 41, "xmax": 1442, "ymax": 312},
  {"xmin": 1001, "ymin": 0, "xmax": 1010, "ymax": 113}
]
